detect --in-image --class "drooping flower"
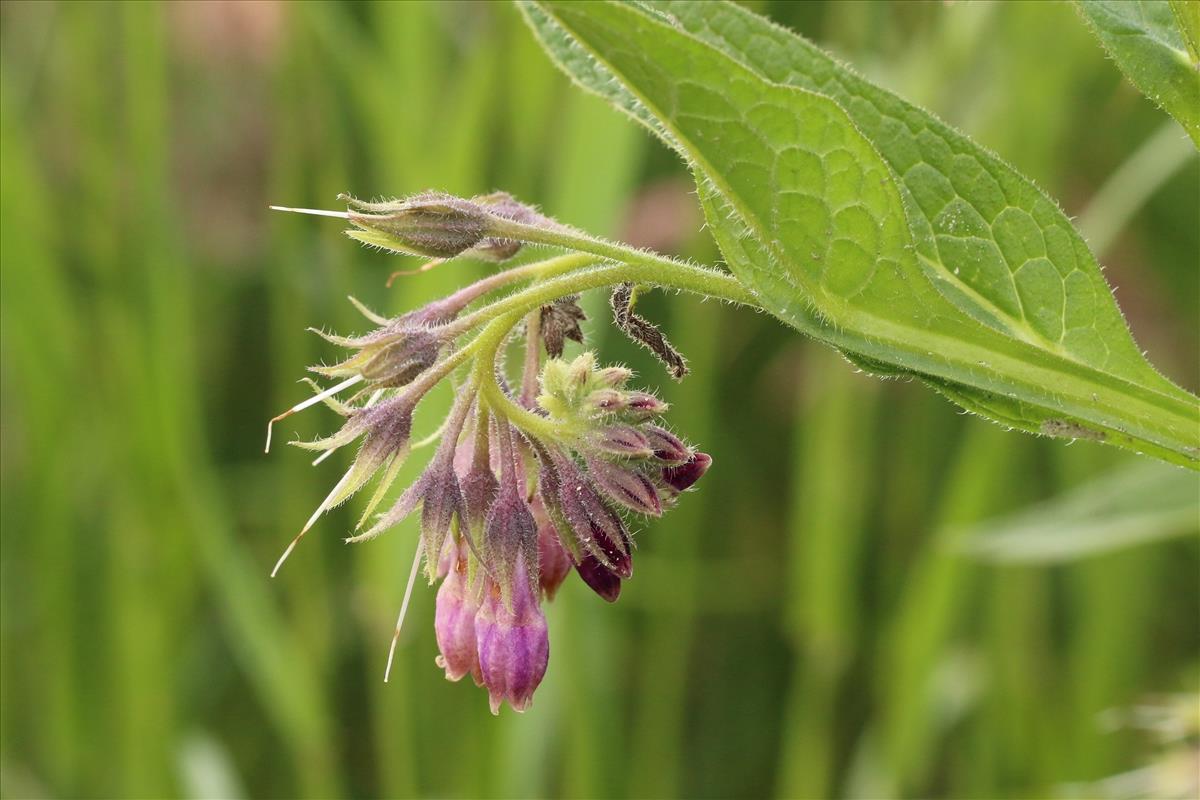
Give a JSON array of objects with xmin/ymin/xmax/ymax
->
[
  {"xmin": 474, "ymin": 560, "xmax": 549, "ymax": 714},
  {"xmin": 266, "ymin": 189, "xmax": 713, "ymax": 714},
  {"xmin": 434, "ymin": 537, "xmax": 481, "ymax": 684}
]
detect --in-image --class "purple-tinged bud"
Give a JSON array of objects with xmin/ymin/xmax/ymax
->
[
  {"xmin": 291, "ymin": 394, "xmax": 415, "ymax": 509},
  {"xmin": 483, "ymin": 482, "xmax": 539, "ymax": 605},
  {"xmin": 585, "ymin": 389, "xmax": 626, "ymax": 414},
  {"xmin": 474, "ymin": 561, "xmax": 549, "ymax": 714},
  {"xmin": 661, "ymin": 452, "xmax": 712, "ymax": 494},
  {"xmin": 434, "ymin": 540, "xmax": 481, "ymax": 684},
  {"xmin": 542, "ymin": 448, "xmax": 632, "ymax": 575},
  {"xmin": 576, "ymin": 553, "xmax": 622, "ymax": 602},
  {"xmin": 584, "ymin": 516, "xmax": 633, "ymax": 580},
  {"xmin": 537, "ymin": 520, "xmax": 572, "ymax": 601},
  {"xmin": 474, "ymin": 190, "xmax": 545, "ymax": 227},
  {"xmin": 586, "ymin": 457, "xmax": 662, "ymax": 517},
  {"xmin": 530, "ymin": 496, "xmax": 571, "ymax": 600},
  {"xmin": 472, "ymin": 191, "xmax": 549, "ymax": 262},
  {"xmin": 595, "ymin": 366, "xmax": 633, "ymax": 389},
  {"xmin": 590, "ymin": 424, "xmax": 654, "ymax": 458},
  {"xmin": 642, "ymin": 425, "xmax": 691, "ymax": 465},
  {"xmin": 343, "ymin": 191, "xmax": 491, "ymax": 260},
  {"xmin": 419, "ymin": 453, "xmax": 465, "ymax": 578},
  {"xmin": 624, "ymin": 392, "xmax": 668, "ymax": 418},
  {"xmin": 310, "ymin": 316, "xmax": 448, "ymax": 390},
  {"xmin": 486, "ymin": 420, "xmax": 539, "ymax": 586},
  {"xmin": 460, "ymin": 462, "xmax": 498, "ymax": 541}
]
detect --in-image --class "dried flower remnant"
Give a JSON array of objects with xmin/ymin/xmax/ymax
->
[{"xmin": 267, "ymin": 189, "xmax": 721, "ymax": 713}]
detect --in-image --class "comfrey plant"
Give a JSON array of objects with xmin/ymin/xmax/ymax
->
[
  {"xmin": 267, "ymin": 191, "xmax": 739, "ymax": 713},
  {"xmin": 267, "ymin": 0, "xmax": 1200, "ymax": 713}
]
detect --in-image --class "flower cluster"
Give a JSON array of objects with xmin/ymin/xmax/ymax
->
[{"xmin": 267, "ymin": 190, "xmax": 711, "ymax": 714}]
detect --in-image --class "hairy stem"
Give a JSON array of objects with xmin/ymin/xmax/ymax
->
[
  {"xmin": 445, "ymin": 259, "xmax": 754, "ymax": 339},
  {"xmin": 440, "ymin": 252, "xmax": 600, "ymax": 312},
  {"xmin": 520, "ymin": 309, "xmax": 542, "ymax": 408},
  {"xmin": 469, "ymin": 314, "xmax": 575, "ymax": 443}
]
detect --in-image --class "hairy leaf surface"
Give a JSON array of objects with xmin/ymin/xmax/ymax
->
[
  {"xmin": 1075, "ymin": 0, "xmax": 1200, "ymax": 147},
  {"xmin": 521, "ymin": 1, "xmax": 1199, "ymax": 467}
]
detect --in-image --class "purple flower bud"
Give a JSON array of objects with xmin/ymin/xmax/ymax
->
[
  {"xmin": 311, "ymin": 320, "xmax": 445, "ymax": 389},
  {"xmin": 292, "ymin": 394, "xmax": 415, "ymax": 508},
  {"xmin": 343, "ymin": 191, "xmax": 492, "ymax": 260},
  {"xmin": 434, "ymin": 540, "xmax": 482, "ymax": 684},
  {"xmin": 624, "ymin": 391, "xmax": 668, "ymax": 418},
  {"xmin": 460, "ymin": 462, "xmax": 498, "ymax": 541},
  {"xmin": 590, "ymin": 424, "xmax": 654, "ymax": 458},
  {"xmin": 472, "ymin": 191, "xmax": 549, "ymax": 262},
  {"xmin": 642, "ymin": 425, "xmax": 691, "ymax": 465},
  {"xmin": 541, "ymin": 448, "xmax": 632, "ymax": 576},
  {"xmin": 482, "ymin": 420, "xmax": 539, "ymax": 603},
  {"xmin": 576, "ymin": 553, "xmax": 622, "ymax": 602},
  {"xmin": 483, "ymin": 484, "xmax": 539, "ymax": 604},
  {"xmin": 586, "ymin": 457, "xmax": 662, "ymax": 517},
  {"xmin": 474, "ymin": 561, "xmax": 549, "ymax": 714},
  {"xmin": 594, "ymin": 366, "xmax": 633, "ymax": 389},
  {"xmin": 585, "ymin": 389, "xmax": 626, "ymax": 414},
  {"xmin": 532, "ymin": 498, "xmax": 572, "ymax": 600},
  {"xmin": 661, "ymin": 451, "xmax": 712, "ymax": 493},
  {"xmin": 419, "ymin": 453, "xmax": 465, "ymax": 578}
]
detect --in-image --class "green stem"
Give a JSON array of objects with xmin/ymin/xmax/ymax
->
[
  {"xmin": 488, "ymin": 216, "xmax": 722, "ymax": 282},
  {"xmin": 468, "ymin": 315, "xmax": 576, "ymax": 442},
  {"xmin": 443, "ymin": 251, "xmax": 600, "ymax": 310},
  {"xmin": 520, "ymin": 309, "xmax": 542, "ymax": 408},
  {"xmin": 445, "ymin": 259, "xmax": 754, "ymax": 339}
]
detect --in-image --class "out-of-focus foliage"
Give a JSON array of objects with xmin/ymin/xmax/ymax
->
[
  {"xmin": 1, "ymin": 2, "xmax": 1196, "ymax": 799},
  {"xmin": 962, "ymin": 461, "xmax": 1199, "ymax": 564}
]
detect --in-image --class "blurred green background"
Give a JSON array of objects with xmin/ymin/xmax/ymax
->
[{"xmin": 2, "ymin": 2, "xmax": 1197, "ymax": 798}]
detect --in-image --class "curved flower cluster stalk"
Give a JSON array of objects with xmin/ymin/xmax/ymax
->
[{"xmin": 267, "ymin": 190, "xmax": 749, "ymax": 713}]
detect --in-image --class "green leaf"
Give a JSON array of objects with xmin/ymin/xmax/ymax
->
[
  {"xmin": 1075, "ymin": 0, "xmax": 1200, "ymax": 147},
  {"xmin": 960, "ymin": 461, "xmax": 1200, "ymax": 563},
  {"xmin": 520, "ymin": 0, "xmax": 1200, "ymax": 468}
]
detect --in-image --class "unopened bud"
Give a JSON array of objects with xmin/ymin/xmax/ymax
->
[
  {"xmin": 587, "ymin": 457, "xmax": 662, "ymax": 517},
  {"xmin": 576, "ymin": 553, "xmax": 622, "ymax": 602},
  {"xmin": 434, "ymin": 540, "xmax": 482, "ymax": 684},
  {"xmin": 343, "ymin": 191, "xmax": 491, "ymax": 259},
  {"xmin": 566, "ymin": 354, "xmax": 593, "ymax": 391},
  {"xmin": 595, "ymin": 366, "xmax": 633, "ymax": 389},
  {"xmin": 536, "ymin": 518, "xmax": 572, "ymax": 601},
  {"xmin": 661, "ymin": 452, "xmax": 712, "ymax": 494},
  {"xmin": 585, "ymin": 389, "xmax": 626, "ymax": 414},
  {"xmin": 623, "ymin": 391, "xmax": 668, "ymax": 418},
  {"xmin": 590, "ymin": 424, "xmax": 654, "ymax": 458},
  {"xmin": 642, "ymin": 425, "xmax": 691, "ymax": 465}
]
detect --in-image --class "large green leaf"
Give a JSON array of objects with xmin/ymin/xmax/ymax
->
[
  {"xmin": 520, "ymin": 0, "xmax": 1199, "ymax": 468},
  {"xmin": 1075, "ymin": 0, "xmax": 1200, "ymax": 147}
]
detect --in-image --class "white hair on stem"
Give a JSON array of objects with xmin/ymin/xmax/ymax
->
[
  {"xmin": 269, "ymin": 463, "xmax": 354, "ymax": 578},
  {"xmin": 265, "ymin": 375, "xmax": 363, "ymax": 453},
  {"xmin": 384, "ymin": 538, "xmax": 425, "ymax": 683}
]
